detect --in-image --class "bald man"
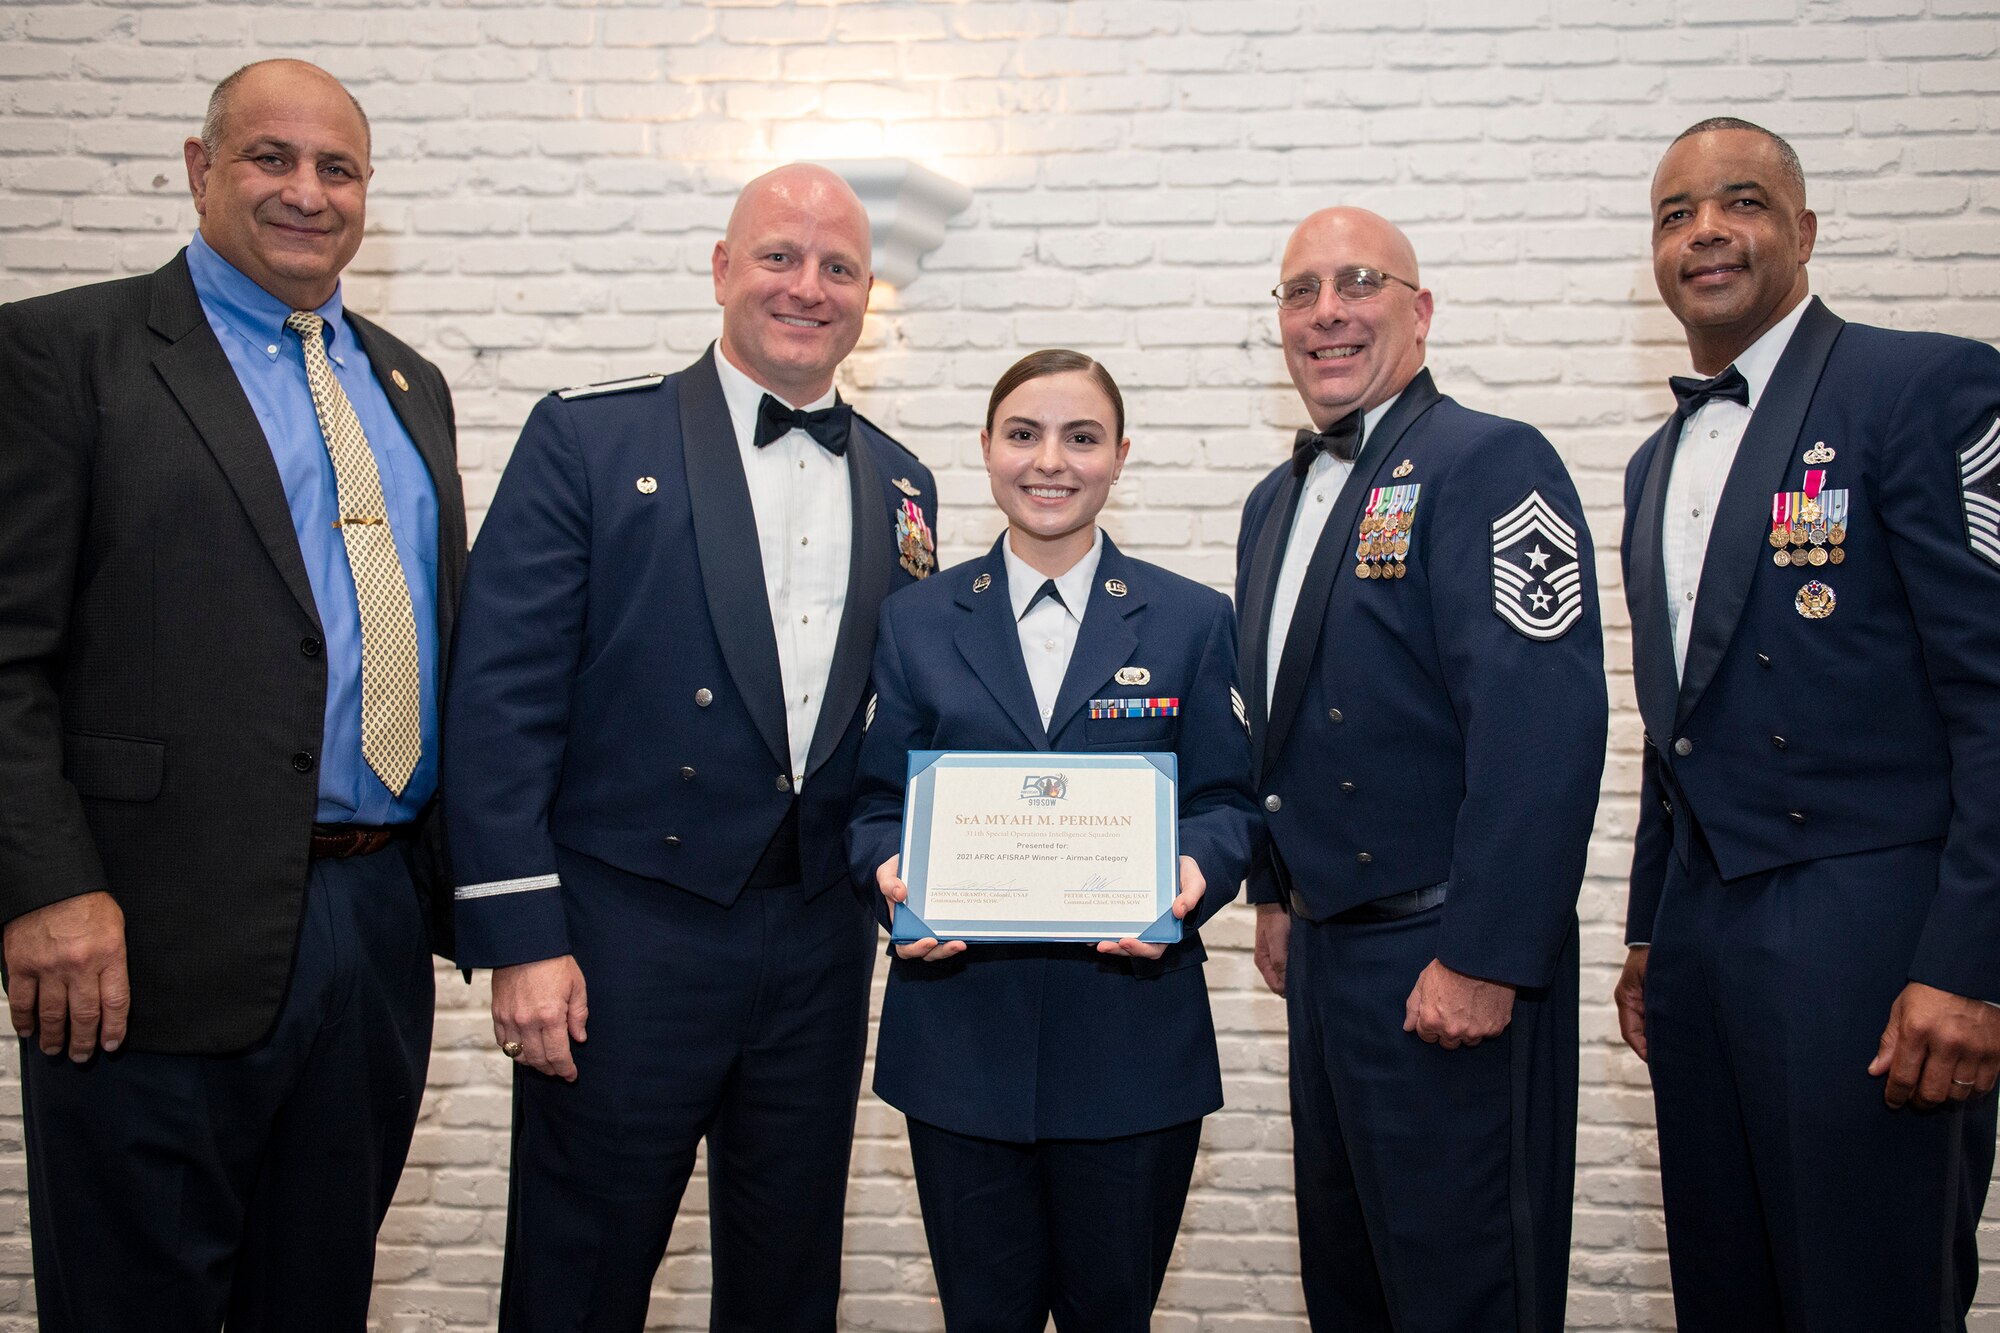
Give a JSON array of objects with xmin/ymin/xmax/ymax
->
[
  {"xmin": 0, "ymin": 61, "xmax": 463, "ymax": 1328},
  {"xmin": 444, "ymin": 164, "xmax": 938, "ymax": 1329},
  {"xmin": 1235, "ymin": 209, "xmax": 1605, "ymax": 1330}
]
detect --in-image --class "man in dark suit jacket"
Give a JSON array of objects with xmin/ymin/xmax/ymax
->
[
  {"xmin": 0, "ymin": 60, "xmax": 464, "ymax": 1330},
  {"xmin": 1613, "ymin": 117, "xmax": 2000, "ymax": 1330},
  {"xmin": 1237, "ymin": 208, "xmax": 1606, "ymax": 1331},
  {"xmin": 444, "ymin": 164, "xmax": 938, "ymax": 1329}
]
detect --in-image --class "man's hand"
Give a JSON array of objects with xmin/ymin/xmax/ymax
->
[
  {"xmin": 1868, "ymin": 981, "xmax": 2000, "ymax": 1110},
  {"xmin": 1253, "ymin": 903, "xmax": 1289, "ymax": 997},
  {"xmin": 1613, "ymin": 946, "xmax": 1649, "ymax": 1062},
  {"xmin": 492, "ymin": 955, "xmax": 589, "ymax": 1082},
  {"xmin": 3, "ymin": 891, "xmax": 130, "ymax": 1061},
  {"xmin": 1404, "ymin": 958, "xmax": 1516, "ymax": 1049},
  {"xmin": 879, "ymin": 854, "xmax": 967, "ymax": 963},
  {"xmin": 1097, "ymin": 856, "xmax": 1206, "ymax": 962}
]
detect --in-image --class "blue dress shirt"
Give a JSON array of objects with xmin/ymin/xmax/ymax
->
[{"xmin": 186, "ymin": 232, "xmax": 440, "ymax": 824}]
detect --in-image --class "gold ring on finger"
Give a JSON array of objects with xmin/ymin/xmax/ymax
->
[{"xmin": 501, "ymin": 1040, "xmax": 524, "ymax": 1059}]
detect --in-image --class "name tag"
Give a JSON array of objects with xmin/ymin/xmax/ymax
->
[{"xmin": 1088, "ymin": 697, "xmax": 1180, "ymax": 720}]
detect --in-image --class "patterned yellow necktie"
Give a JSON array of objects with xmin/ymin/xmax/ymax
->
[{"xmin": 286, "ymin": 310, "xmax": 423, "ymax": 798}]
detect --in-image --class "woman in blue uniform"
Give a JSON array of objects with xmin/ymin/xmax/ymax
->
[{"xmin": 848, "ymin": 349, "xmax": 1261, "ymax": 1332}]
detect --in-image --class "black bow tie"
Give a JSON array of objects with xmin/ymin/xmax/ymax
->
[
  {"xmin": 1668, "ymin": 365, "xmax": 1750, "ymax": 416},
  {"xmin": 754, "ymin": 393, "xmax": 852, "ymax": 455},
  {"xmin": 1292, "ymin": 413, "xmax": 1363, "ymax": 477}
]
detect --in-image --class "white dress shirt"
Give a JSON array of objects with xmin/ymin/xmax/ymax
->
[
  {"xmin": 1661, "ymin": 299, "xmax": 1809, "ymax": 679},
  {"xmin": 714, "ymin": 347, "xmax": 855, "ymax": 788},
  {"xmin": 1004, "ymin": 529, "xmax": 1105, "ymax": 733},
  {"xmin": 1266, "ymin": 394, "xmax": 1401, "ymax": 710}
]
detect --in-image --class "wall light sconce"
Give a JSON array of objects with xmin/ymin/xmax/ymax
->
[{"xmin": 817, "ymin": 158, "xmax": 972, "ymax": 288}]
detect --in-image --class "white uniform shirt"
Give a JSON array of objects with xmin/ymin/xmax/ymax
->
[
  {"xmin": 714, "ymin": 348, "xmax": 855, "ymax": 788},
  {"xmin": 1266, "ymin": 394, "xmax": 1401, "ymax": 710},
  {"xmin": 1661, "ymin": 300, "xmax": 1809, "ymax": 679},
  {"xmin": 1004, "ymin": 529, "xmax": 1105, "ymax": 732}
]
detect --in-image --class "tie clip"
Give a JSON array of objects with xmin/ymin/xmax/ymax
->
[{"xmin": 331, "ymin": 516, "xmax": 386, "ymax": 528}]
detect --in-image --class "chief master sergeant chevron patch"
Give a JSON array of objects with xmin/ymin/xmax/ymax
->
[{"xmin": 1491, "ymin": 490, "xmax": 1583, "ymax": 641}]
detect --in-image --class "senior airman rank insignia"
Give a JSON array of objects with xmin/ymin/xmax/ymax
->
[
  {"xmin": 1491, "ymin": 491, "xmax": 1583, "ymax": 640},
  {"xmin": 1959, "ymin": 416, "xmax": 2000, "ymax": 569},
  {"xmin": 896, "ymin": 499, "xmax": 935, "ymax": 579}
]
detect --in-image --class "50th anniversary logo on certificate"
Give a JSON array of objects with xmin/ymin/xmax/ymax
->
[{"xmin": 894, "ymin": 752, "xmax": 1182, "ymax": 944}]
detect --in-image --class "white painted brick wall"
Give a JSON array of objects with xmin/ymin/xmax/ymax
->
[{"xmin": 2, "ymin": 1, "xmax": 1997, "ymax": 1327}]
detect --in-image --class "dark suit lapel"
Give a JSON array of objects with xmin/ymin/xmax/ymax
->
[
  {"xmin": 1676, "ymin": 298, "xmax": 1844, "ymax": 725},
  {"xmin": 148, "ymin": 251, "xmax": 321, "ymax": 628},
  {"xmin": 679, "ymin": 347, "xmax": 790, "ymax": 771},
  {"xmin": 1046, "ymin": 537, "xmax": 1143, "ymax": 740},
  {"xmin": 351, "ymin": 315, "xmax": 466, "ymax": 649},
  {"xmin": 1627, "ymin": 415, "xmax": 1684, "ymax": 747},
  {"xmin": 1264, "ymin": 370, "xmax": 1444, "ymax": 775},
  {"xmin": 953, "ymin": 536, "xmax": 1049, "ymax": 750},
  {"xmin": 804, "ymin": 412, "xmax": 893, "ymax": 777},
  {"xmin": 1238, "ymin": 468, "xmax": 1301, "ymax": 774}
]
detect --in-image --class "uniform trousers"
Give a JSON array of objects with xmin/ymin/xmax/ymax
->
[
  {"xmin": 20, "ymin": 842, "xmax": 435, "ymax": 1333},
  {"xmin": 1287, "ymin": 903, "xmax": 1577, "ymax": 1333},
  {"xmin": 1645, "ymin": 834, "xmax": 1997, "ymax": 1332},
  {"xmin": 499, "ymin": 848, "xmax": 876, "ymax": 1332},
  {"xmin": 904, "ymin": 1115, "xmax": 1203, "ymax": 1333}
]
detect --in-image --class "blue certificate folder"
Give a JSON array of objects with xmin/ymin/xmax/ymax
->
[{"xmin": 894, "ymin": 750, "xmax": 1181, "ymax": 945}]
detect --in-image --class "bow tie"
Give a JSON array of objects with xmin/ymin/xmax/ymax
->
[
  {"xmin": 754, "ymin": 393, "xmax": 852, "ymax": 455},
  {"xmin": 1292, "ymin": 413, "xmax": 1363, "ymax": 477},
  {"xmin": 1668, "ymin": 365, "xmax": 1750, "ymax": 416}
]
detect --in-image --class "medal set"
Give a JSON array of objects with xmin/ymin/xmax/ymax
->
[
  {"xmin": 1355, "ymin": 484, "xmax": 1420, "ymax": 580},
  {"xmin": 897, "ymin": 499, "xmax": 935, "ymax": 579},
  {"xmin": 1768, "ymin": 463, "xmax": 1843, "ymax": 620}
]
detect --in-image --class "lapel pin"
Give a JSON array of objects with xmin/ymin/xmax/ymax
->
[
  {"xmin": 972, "ymin": 572, "xmax": 992, "ymax": 593},
  {"xmin": 1104, "ymin": 578, "xmax": 1128, "ymax": 598},
  {"xmin": 1393, "ymin": 459, "xmax": 1413, "ymax": 478},
  {"xmin": 390, "ymin": 368, "xmax": 410, "ymax": 392},
  {"xmin": 892, "ymin": 476, "xmax": 920, "ymax": 497},
  {"xmin": 636, "ymin": 476, "xmax": 657, "ymax": 494},
  {"xmin": 1803, "ymin": 441, "xmax": 1835, "ymax": 464},
  {"xmin": 1115, "ymin": 666, "xmax": 1151, "ymax": 686}
]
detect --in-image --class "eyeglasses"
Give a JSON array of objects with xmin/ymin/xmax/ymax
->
[{"xmin": 1271, "ymin": 268, "xmax": 1418, "ymax": 309}]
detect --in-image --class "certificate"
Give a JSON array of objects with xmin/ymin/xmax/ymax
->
[{"xmin": 893, "ymin": 751, "xmax": 1180, "ymax": 944}]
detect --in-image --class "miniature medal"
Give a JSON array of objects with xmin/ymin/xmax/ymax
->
[{"xmin": 896, "ymin": 500, "xmax": 935, "ymax": 579}]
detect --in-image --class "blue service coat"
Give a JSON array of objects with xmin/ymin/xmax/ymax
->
[
  {"xmin": 848, "ymin": 533, "xmax": 1261, "ymax": 1143},
  {"xmin": 1622, "ymin": 298, "xmax": 2000, "ymax": 1001},
  {"xmin": 1236, "ymin": 369, "xmax": 1608, "ymax": 990},
  {"xmin": 444, "ymin": 347, "xmax": 937, "ymax": 967}
]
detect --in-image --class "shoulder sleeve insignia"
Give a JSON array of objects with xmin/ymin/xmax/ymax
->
[
  {"xmin": 1491, "ymin": 490, "xmax": 1583, "ymax": 641},
  {"xmin": 1959, "ymin": 416, "xmax": 2000, "ymax": 569},
  {"xmin": 555, "ymin": 373, "xmax": 667, "ymax": 401}
]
